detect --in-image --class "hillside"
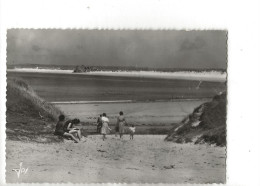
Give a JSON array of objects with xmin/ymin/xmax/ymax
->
[
  {"xmin": 165, "ymin": 92, "xmax": 226, "ymax": 146},
  {"xmin": 6, "ymin": 78, "xmax": 64, "ymax": 143}
]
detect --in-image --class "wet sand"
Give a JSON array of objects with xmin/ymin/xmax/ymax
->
[
  {"xmin": 55, "ymin": 100, "xmax": 208, "ymax": 123},
  {"xmin": 6, "ymin": 135, "xmax": 226, "ymax": 183}
]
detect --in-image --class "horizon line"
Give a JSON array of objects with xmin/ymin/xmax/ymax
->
[{"xmin": 51, "ymin": 98, "xmax": 211, "ymax": 104}]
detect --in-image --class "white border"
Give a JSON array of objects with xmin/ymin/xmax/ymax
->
[{"xmin": 1, "ymin": 0, "xmax": 260, "ymax": 185}]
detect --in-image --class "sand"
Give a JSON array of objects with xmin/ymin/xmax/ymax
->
[
  {"xmin": 6, "ymin": 135, "xmax": 226, "ymax": 183},
  {"xmin": 55, "ymin": 100, "xmax": 208, "ymax": 123}
]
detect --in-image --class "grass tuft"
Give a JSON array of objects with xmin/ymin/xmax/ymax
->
[
  {"xmin": 165, "ymin": 92, "xmax": 226, "ymax": 146},
  {"xmin": 6, "ymin": 78, "xmax": 64, "ymax": 143},
  {"xmin": 7, "ymin": 78, "xmax": 63, "ymax": 121}
]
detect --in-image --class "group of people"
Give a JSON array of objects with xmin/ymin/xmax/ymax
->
[
  {"xmin": 54, "ymin": 111, "xmax": 136, "ymax": 143},
  {"xmin": 97, "ymin": 111, "xmax": 136, "ymax": 141},
  {"xmin": 54, "ymin": 115, "xmax": 82, "ymax": 143}
]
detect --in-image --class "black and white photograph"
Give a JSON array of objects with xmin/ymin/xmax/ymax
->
[{"xmin": 5, "ymin": 29, "xmax": 227, "ymax": 183}]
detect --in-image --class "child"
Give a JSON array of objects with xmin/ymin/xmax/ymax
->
[{"xmin": 129, "ymin": 124, "xmax": 135, "ymax": 140}]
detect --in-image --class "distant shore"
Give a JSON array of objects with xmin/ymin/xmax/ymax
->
[
  {"xmin": 7, "ymin": 68, "xmax": 227, "ymax": 82},
  {"xmin": 51, "ymin": 98, "xmax": 211, "ymax": 104}
]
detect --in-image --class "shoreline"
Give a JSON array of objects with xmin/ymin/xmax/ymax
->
[
  {"xmin": 51, "ymin": 98, "xmax": 212, "ymax": 104},
  {"xmin": 7, "ymin": 68, "xmax": 227, "ymax": 82}
]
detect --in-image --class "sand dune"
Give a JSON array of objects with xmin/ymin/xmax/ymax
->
[{"xmin": 6, "ymin": 135, "xmax": 226, "ymax": 183}]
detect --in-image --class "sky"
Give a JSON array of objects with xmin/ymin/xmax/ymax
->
[{"xmin": 7, "ymin": 29, "xmax": 227, "ymax": 69}]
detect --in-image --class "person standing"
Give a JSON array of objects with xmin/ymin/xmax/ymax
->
[
  {"xmin": 115, "ymin": 116, "xmax": 119, "ymax": 137},
  {"xmin": 117, "ymin": 111, "xmax": 126, "ymax": 139},
  {"xmin": 97, "ymin": 114, "xmax": 102, "ymax": 133},
  {"xmin": 101, "ymin": 113, "xmax": 111, "ymax": 141}
]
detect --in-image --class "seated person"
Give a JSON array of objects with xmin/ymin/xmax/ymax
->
[
  {"xmin": 63, "ymin": 118, "xmax": 82, "ymax": 141},
  {"xmin": 54, "ymin": 115, "xmax": 80, "ymax": 143}
]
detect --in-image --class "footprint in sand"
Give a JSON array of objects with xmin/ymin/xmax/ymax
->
[
  {"xmin": 97, "ymin": 149, "xmax": 107, "ymax": 153},
  {"xmin": 163, "ymin": 165, "xmax": 175, "ymax": 169},
  {"xmin": 126, "ymin": 167, "xmax": 139, "ymax": 170}
]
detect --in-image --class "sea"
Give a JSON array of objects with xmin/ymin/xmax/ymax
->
[{"xmin": 7, "ymin": 69, "xmax": 226, "ymax": 124}]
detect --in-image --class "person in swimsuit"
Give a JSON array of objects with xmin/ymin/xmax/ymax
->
[
  {"xmin": 63, "ymin": 118, "xmax": 82, "ymax": 142},
  {"xmin": 54, "ymin": 115, "xmax": 80, "ymax": 143},
  {"xmin": 117, "ymin": 111, "xmax": 126, "ymax": 139}
]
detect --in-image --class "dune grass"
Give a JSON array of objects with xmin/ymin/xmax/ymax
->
[
  {"xmin": 165, "ymin": 92, "xmax": 226, "ymax": 146},
  {"xmin": 6, "ymin": 78, "xmax": 65, "ymax": 143},
  {"xmin": 7, "ymin": 78, "xmax": 63, "ymax": 121}
]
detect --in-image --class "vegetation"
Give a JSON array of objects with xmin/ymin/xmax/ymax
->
[
  {"xmin": 7, "ymin": 78, "xmax": 63, "ymax": 121},
  {"xmin": 165, "ymin": 92, "xmax": 226, "ymax": 146},
  {"xmin": 6, "ymin": 78, "xmax": 64, "ymax": 142},
  {"xmin": 7, "ymin": 64, "xmax": 227, "ymax": 73}
]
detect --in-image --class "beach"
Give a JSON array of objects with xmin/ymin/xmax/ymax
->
[
  {"xmin": 6, "ymin": 70, "xmax": 227, "ymax": 183},
  {"xmin": 6, "ymin": 135, "xmax": 226, "ymax": 183},
  {"xmin": 54, "ymin": 100, "xmax": 208, "ymax": 123},
  {"xmin": 5, "ymin": 29, "xmax": 229, "ymax": 184}
]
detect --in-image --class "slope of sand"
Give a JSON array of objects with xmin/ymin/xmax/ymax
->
[{"xmin": 6, "ymin": 135, "xmax": 226, "ymax": 183}]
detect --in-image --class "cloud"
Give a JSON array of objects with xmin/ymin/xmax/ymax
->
[
  {"xmin": 7, "ymin": 30, "xmax": 227, "ymax": 69},
  {"xmin": 179, "ymin": 37, "xmax": 206, "ymax": 51},
  {"xmin": 32, "ymin": 45, "xmax": 41, "ymax": 52}
]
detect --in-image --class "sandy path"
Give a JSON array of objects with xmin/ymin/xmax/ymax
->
[{"xmin": 6, "ymin": 135, "xmax": 225, "ymax": 183}]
